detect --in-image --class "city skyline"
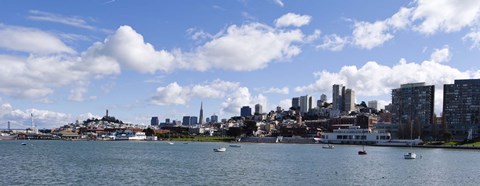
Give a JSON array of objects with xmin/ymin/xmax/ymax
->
[{"xmin": 1, "ymin": 0, "xmax": 480, "ymax": 129}]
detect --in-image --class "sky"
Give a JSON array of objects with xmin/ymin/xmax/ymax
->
[{"xmin": 1, "ymin": 0, "xmax": 480, "ymax": 129}]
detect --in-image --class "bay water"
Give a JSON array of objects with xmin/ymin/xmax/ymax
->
[{"xmin": 1, "ymin": 140, "xmax": 479, "ymax": 185}]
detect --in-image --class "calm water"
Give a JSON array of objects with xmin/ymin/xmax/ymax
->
[{"xmin": 1, "ymin": 140, "xmax": 479, "ymax": 186}]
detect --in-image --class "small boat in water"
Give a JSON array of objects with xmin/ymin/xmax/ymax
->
[
  {"xmin": 358, "ymin": 144, "xmax": 367, "ymax": 155},
  {"xmin": 21, "ymin": 143, "xmax": 27, "ymax": 145},
  {"xmin": 213, "ymin": 147, "xmax": 226, "ymax": 152},
  {"xmin": 322, "ymin": 144, "xmax": 335, "ymax": 149},
  {"xmin": 404, "ymin": 152, "xmax": 416, "ymax": 159},
  {"xmin": 168, "ymin": 142, "xmax": 174, "ymax": 145},
  {"xmin": 229, "ymin": 144, "xmax": 241, "ymax": 147}
]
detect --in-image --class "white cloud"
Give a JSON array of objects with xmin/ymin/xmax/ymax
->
[
  {"xmin": 0, "ymin": 99, "xmax": 71, "ymax": 129},
  {"xmin": 352, "ymin": 21, "xmax": 394, "ymax": 49},
  {"xmin": 463, "ymin": 30, "xmax": 480, "ymax": 49},
  {"xmin": 82, "ymin": 25, "xmax": 176, "ymax": 74},
  {"xmin": 274, "ymin": 13, "xmax": 311, "ymax": 27},
  {"xmin": 295, "ymin": 49, "xmax": 480, "ymax": 114},
  {"xmin": 182, "ymin": 22, "xmax": 304, "ymax": 71},
  {"xmin": 345, "ymin": 0, "xmax": 480, "ymax": 50},
  {"xmin": 0, "ymin": 24, "xmax": 75, "ymax": 54},
  {"xmin": 278, "ymin": 99, "xmax": 292, "ymax": 110},
  {"xmin": 150, "ymin": 80, "xmax": 240, "ymax": 106},
  {"xmin": 317, "ymin": 34, "xmax": 348, "ymax": 51},
  {"xmin": 0, "ymin": 55, "xmax": 87, "ymax": 99},
  {"xmin": 220, "ymin": 87, "xmax": 267, "ymax": 116},
  {"xmin": 68, "ymin": 82, "xmax": 96, "ymax": 102},
  {"xmin": 262, "ymin": 87, "xmax": 289, "ymax": 94},
  {"xmin": 411, "ymin": 0, "xmax": 480, "ymax": 34},
  {"xmin": 273, "ymin": 0, "xmax": 284, "ymax": 7},
  {"xmin": 429, "ymin": 46, "xmax": 451, "ymax": 63},
  {"xmin": 28, "ymin": 10, "xmax": 96, "ymax": 30}
]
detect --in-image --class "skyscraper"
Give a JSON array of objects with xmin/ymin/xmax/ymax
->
[
  {"xmin": 300, "ymin": 95, "xmax": 312, "ymax": 114},
  {"xmin": 254, "ymin": 104, "xmax": 263, "ymax": 115},
  {"xmin": 332, "ymin": 84, "xmax": 344, "ymax": 111},
  {"xmin": 392, "ymin": 82, "xmax": 434, "ymax": 130},
  {"xmin": 182, "ymin": 116, "xmax": 191, "ymax": 126},
  {"xmin": 320, "ymin": 94, "xmax": 327, "ymax": 102},
  {"xmin": 344, "ymin": 89, "xmax": 355, "ymax": 113},
  {"xmin": 292, "ymin": 97, "xmax": 300, "ymax": 110},
  {"xmin": 211, "ymin": 114, "xmax": 218, "ymax": 123},
  {"xmin": 151, "ymin": 117, "xmax": 159, "ymax": 126},
  {"xmin": 240, "ymin": 106, "xmax": 252, "ymax": 117},
  {"xmin": 443, "ymin": 79, "xmax": 480, "ymax": 138},
  {"xmin": 199, "ymin": 102, "xmax": 204, "ymax": 124}
]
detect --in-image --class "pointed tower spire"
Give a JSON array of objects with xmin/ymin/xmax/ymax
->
[{"xmin": 199, "ymin": 101, "xmax": 204, "ymax": 125}]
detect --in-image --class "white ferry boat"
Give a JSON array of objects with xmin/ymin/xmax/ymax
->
[
  {"xmin": 314, "ymin": 126, "xmax": 391, "ymax": 144},
  {"xmin": 115, "ymin": 130, "xmax": 147, "ymax": 141}
]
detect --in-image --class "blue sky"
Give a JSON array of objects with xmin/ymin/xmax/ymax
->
[{"xmin": 1, "ymin": 0, "xmax": 480, "ymax": 129}]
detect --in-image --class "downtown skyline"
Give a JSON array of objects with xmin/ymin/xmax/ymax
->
[{"xmin": 1, "ymin": 0, "xmax": 480, "ymax": 129}]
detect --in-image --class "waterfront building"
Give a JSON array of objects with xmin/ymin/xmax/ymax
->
[
  {"xmin": 190, "ymin": 116, "xmax": 198, "ymax": 125},
  {"xmin": 182, "ymin": 116, "xmax": 192, "ymax": 126},
  {"xmin": 206, "ymin": 117, "xmax": 210, "ymax": 123},
  {"xmin": 320, "ymin": 94, "xmax": 327, "ymax": 102},
  {"xmin": 165, "ymin": 118, "xmax": 170, "ymax": 124},
  {"xmin": 332, "ymin": 84, "xmax": 345, "ymax": 112},
  {"xmin": 392, "ymin": 82, "xmax": 434, "ymax": 138},
  {"xmin": 199, "ymin": 102, "xmax": 204, "ymax": 124},
  {"xmin": 344, "ymin": 89, "xmax": 355, "ymax": 113},
  {"xmin": 241, "ymin": 106, "xmax": 252, "ymax": 117},
  {"xmin": 443, "ymin": 79, "xmax": 480, "ymax": 139},
  {"xmin": 255, "ymin": 104, "xmax": 263, "ymax": 115},
  {"xmin": 151, "ymin": 117, "xmax": 159, "ymax": 126}
]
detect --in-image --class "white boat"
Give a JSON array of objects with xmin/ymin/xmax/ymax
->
[
  {"xmin": 404, "ymin": 152, "xmax": 416, "ymax": 159},
  {"xmin": 213, "ymin": 147, "xmax": 226, "ymax": 152},
  {"xmin": 0, "ymin": 133, "xmax": 16, "ymax": 140},
  {"xmin": 114, "ymin": 130, "xmax": 147, "ymax": 141},
  {"xmin": 229, "ymin": 144, "xmax": 241, "ymax": 147},
  {"xmin": 322, "ymin": 144, "xmax": 334, "ymax": 149},
  {"xmin": 315, "ymin": 126, "xmax": 391, "ymax": 144},
  {"xmin": 168, "ymin": 142, "xmax": 174, "ymax": 145}
]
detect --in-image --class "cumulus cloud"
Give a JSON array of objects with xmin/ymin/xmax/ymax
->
[
  {"xmin": 411, "ymin": 0, "xmax": 480, "ymax": 34},
  {"xmin": 274, "ymin": 13, "xmax": 311, "ymax": 27},
  {"xmin": 344, "ymin": 0, "xmax": 480, "ymax": 50},
  {"xmin": 429, "ymin": 46, "xmax": 451, "ymax": 63},
  {"xmin": 0, "ymin": 24, "xmax": 75, "ymax": 54},
  {"xmin": 463, "ymin": 30, "xmax": 480, "ymax": 49},
  {"xmin": 295, "ymin": 48, "xmax": 480, "ymax": 114},
  {"xmin": 150, "ymin": 80, "xmax": 240, "ymax": 106},
  {"xmin": 220, "ymin": 87, "xmax": 267, "ymax": 116},
  {"xmin": 182, "ymin": 22, "xmax": 305, "ymax": 71},
  {"xmin": 82, "ymin": 25, "xmax": 176, "ymax": 74},
  {"xmin": 352, "ymin": 21, "xmax": 394, "ymax": 49},
  {"xmin": 150, "ymin": 80, "xmax": 268, "ymax": 116},
  {"xmin": 0, "ymin": 100, "xmax": 71, "ymax": 129}
]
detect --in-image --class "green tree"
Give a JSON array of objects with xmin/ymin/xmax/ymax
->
[
  {"xmin": 226, "ymin": 127, "xmax": 242, "ymax": 137},
  {"xmin": 243, "ymin": 120, "xmax": 258, "ymax": 136},
  {"xmin": 143, "ymin": 128, "xmax": 155, "ymax": 136}
]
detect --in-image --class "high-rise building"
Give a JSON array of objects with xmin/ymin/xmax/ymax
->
[
  {"xmin": 211, "ymin": 114, "xmax": 218, "ymax": 123},
  {"xmin": 151, "ymin": 117, "xmax": 159, "ymax": 126},
  {"xmin": 299, "ymin": 95, "xmax": 313, "ymax": 114},
  {"xmin": 320, "ymin": 94, "xmax": 327, "ymax": 102},
  {"xmin": 344, "ymin": 89, "xmax": 355, "ymax": 113},
  {"xmin": 206, "ymin": 117, "xmax": 210, "ymax": 123},
  {"xmin": 332, "ymin": 84, "xmax": 344, "ymax": 111},
  {"xmin": 368, "ymin": 100, "xmax": 379, "ymax": 110},
  {"xmin": 190, "ymin": 116, "xmax": 198, "ymax": 125},
  {"xmin": 392, "ymin": 82, "xmax": 434, "ymax": 129},
  {"xmin": 199, "ymin": 102, "xmax": 204, "ymax": 124},
  {"xmin": 254, "ymin": 104, "xmax": 263, "ymax": 115},
  {"xmin": 240, "ymin": 106, "xmax": 252, "ymax": 117},
  {"xmin": 165, "ymin": 118, "xmax": 170, "ymax": 124},
  {"xmin": 292, "ymin": 97, "xmax": 300, "ymax": 110},
  {"xmin": 443, "ymin": 79, "xmax": 480, "ymax": 138},
  {"xmin": 182, "ymin": 116, "xmax": 191, "ymax": 126}
]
